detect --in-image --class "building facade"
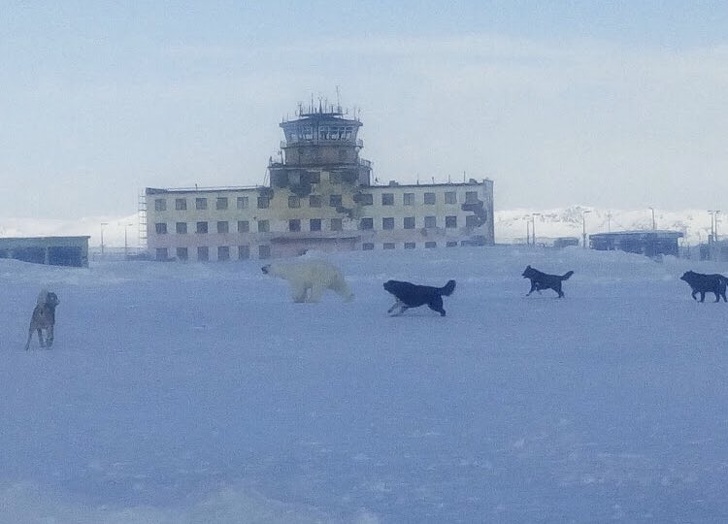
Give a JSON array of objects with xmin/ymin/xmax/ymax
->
[
  {"xmin": 145, "ymin": 102, "xmax": 494, "ymax": 261},
  {"xmin": 0, "ymin": 236, "xmax": 90, "ymax": 267}
]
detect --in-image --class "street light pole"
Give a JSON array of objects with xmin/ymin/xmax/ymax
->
[
  {"xmin": 531, "ymin": 213, "xmax": 541, "ymax": 246},
  {"xmin": 100, "ymin": 222, "xmax": 108, "ymax": 257},
  {"xmin": 649, "ymin": 207, "xmax": 656, "ymax": 230},
  {"xmin": 123, "ymin": 223, "xmax": 134, "ymax": 259},
  {"xmin": 582, "ymin": 210, "xmax": 592, "ymax": 249}
]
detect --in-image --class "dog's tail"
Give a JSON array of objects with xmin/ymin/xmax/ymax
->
[
  {"xmin": 561, "ymin": 271, "xmax": 574, "ymax": 281},
  {"xmin": 440, "ymin": 280, "xmax": 456, "ymax": 296}
]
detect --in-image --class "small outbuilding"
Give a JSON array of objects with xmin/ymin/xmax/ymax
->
[
  {"xmin": 0, "ymin": 236, "xmax": 90, "ymax": 267},
  {"xmin": 589, "ymin": 230, "xmax": 683, "ymax": 258}
]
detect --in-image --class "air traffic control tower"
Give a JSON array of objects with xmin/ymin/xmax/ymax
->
[{"xmin": 268, "ymin": 100, "xmax": 372, "ymax": 192}]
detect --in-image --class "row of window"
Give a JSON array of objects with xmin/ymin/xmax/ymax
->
[
  {"xmin": 155, "ymin": 240, "xmax": 467, "ymax": 261},
  {"xmin": 155, "ymin": 214, "xmax": 481, "ymax": 235},
  {"xmin": 156, "ymin": 245, "xmax": 265, "ymax": 262},
  {"xmin": 153, "ymin": 190, "xmax": 481, "ymax": 212}
]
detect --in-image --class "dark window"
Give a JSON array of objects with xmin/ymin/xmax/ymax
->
[
  {"xmin": 309, "ymin": 195, "xmax": 322, "ymax": 208},
  {"xmin": 216, "ymin": 197, "xmax": 228, "ymax": 210},
  {"xmin": 362, "ymin": 243, "xmax": 374, "ymax": 251},
  {"xmin": 237, "ymin": 196, "xmax": 249, "ymax": 209},
  {"xmin": 403, "ymin": 193, "xmax": 415, "ymax": 206},
  {"xmin": 238, "ymin": 245, "xmax": 250, "ymax": 260},
  {"xmin": 176, "ymin": 222, "xmax": 187, "ymax": 234},
  {"xmin": 217, "ymin": 221, "xmax": 229, "ymax": 234},
  {"xmin": 330, "ymin": 218, "xmax": 343, "ymax": 231},
  {"xmin": 382, "ymin": 193, "xmax": 394, "ymax": 205},
  {"xmin": 425, "ymin": 241, "xmax": 437, "ymax": 248},
  {"xmin": 359, "ymin": 193, "xmax": 373, "ymax": 205},
  {"xmin": 465, "ymin": 191, "xmax": 479, "ymax": 204},
  {"xmin": 424, "ymin": 216, "xmax": 436, "ymax": 228},
  {"xmin": 403, "ymin": 217, "xmax": 415, "ymax": 229},
  {"xmin": 310, "ymin": 219, "xmax": 322, "ymax": 231},
  {"xmin": 382, "ymin": 217, "xmax": 395, "ymax": 230},
  {"xmin": 445, "ymin": 216, "xmax": 457, "ymax": 228},
  {"xmin": 175, "ymin": 198, "xmax": 187, "ymax": 210},
  {"xmin": 383, "ymin": 243, "xmax": 395, "ymax": 250},
  {"xmin": 466, "ymin": 215, "xmax": 482, "ymax": 227},
  {"xmin": 405, "ymin": 242, "xmax": 416, "ymax": 249},
  {"xmin": 424, "ymin": 192, "xmax": 436, "ymax": 205},
  {"xmin": 445, "ymin": 191, "xmax": 457, "ymax": 204},
  {"xmin": 288, "ymin": 196, "xmax": 300, "ymax": 208},
  {"xmin": 197, "ymin": 246, "xmax": 209, "ymax": 261},
  {"xmin": 196, "ymin": 221, "xmax": 208, "ymax": 234},
  {"xmin": 289, "ymin": 219, "xmax": 301, "ymax": 232},
  {"xmin": 329, "ymin": 194, "xmax": 342, "ymax": 207},
  {"xmin": 155, "ymin": 223, "xmax": 167, "ymax": 234},
  {"xmin": 360, "ymin": 218, "xmax": 374, "ymax": 230},
  {"xmin": 176, "ymin": 247, "xmax": 188, "ymax": 260},
  {"xmin": 217, "ymin": 246, "xmax": 230, "ymax": 261},
  {"xmin": 237, "ymin": 220, "xmax": 249, "ymax": 233},
  {"xmin": 154, "ymin": 199, "xmax": 166, "ymax": 211},
  {"xmin": 257, "ymin": 220, "xmax": 269, "ymax": 233},
  {"xmin": 257, "ymin": 196, "xmax": 270, "ymax": 209},
  {"xmin": 259, "ymin": 245, "xmax": 271, "ymax": 259},
  {"xmin": 195, "ymin": 198, "xmax": 207, "ymax": 210},
  {"xmin": 155, "ymin": 248, "xmax": 168, "ymax": 260}
]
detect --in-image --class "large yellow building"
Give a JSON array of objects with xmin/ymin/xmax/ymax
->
[{"xmin": 145, "ymin": 102, "xmax": 494, "ymax": 261}]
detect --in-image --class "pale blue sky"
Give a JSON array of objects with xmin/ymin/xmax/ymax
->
[{"xmin": 2, "ymin": 1, "xmax": 727, "ymax": 219}]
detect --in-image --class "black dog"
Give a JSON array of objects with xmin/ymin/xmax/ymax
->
[
  {"xmin": 383, "ymin": 279, "xmax": 456, "ymax": 316},
  {"xmin": 522, "ymin": 265, "xmax": 574, "ymax": 298},
  {"xmin": 680, "ymin": 271, "xmax": 728, "ymax": 302}
]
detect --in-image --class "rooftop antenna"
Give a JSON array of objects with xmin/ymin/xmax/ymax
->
[{"xmin": 335, "ymin": 85, "xmax": 342, "ymax": 113}]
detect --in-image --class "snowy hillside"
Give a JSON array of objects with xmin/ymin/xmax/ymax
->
[
  {"xmin": 496, "ymin": 207, "xmax": 716, "ymax": 245},
  {"xmin": 2, "ymin": 245, "xmax": 728, "ymax": 522}
]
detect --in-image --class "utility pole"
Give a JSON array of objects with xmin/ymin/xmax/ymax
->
[{"xmin": 649, "ymin": 207, "xmax": 656, "ymax": 230}]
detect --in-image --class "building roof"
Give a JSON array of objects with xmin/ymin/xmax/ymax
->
[{"xmin": 590, "ymin": 230, "xmax": 684, "ymax": 239}]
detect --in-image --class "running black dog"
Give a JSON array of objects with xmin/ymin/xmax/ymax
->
[
  {"xmin": 383, "ymin": 279, "xmax": 456, "ymax": 316},
  {"xmin": 680, "ymin": 270, "xmax": 727, "ymax": 302},
  {"xmin": 522, "ymin": 265, "xmax": 574, "ymax": 298}
]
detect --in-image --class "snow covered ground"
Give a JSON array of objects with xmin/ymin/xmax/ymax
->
[{"xmin": 2, "ymin": 246, "xmax": 728, "ymax": 523}]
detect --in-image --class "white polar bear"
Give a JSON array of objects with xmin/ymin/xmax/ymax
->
[{"xmin": 261, "ymin": 259, "xmax": 353, "ymax": 303}]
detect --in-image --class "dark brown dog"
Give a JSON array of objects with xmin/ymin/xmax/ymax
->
[
  {"xmin": 522, "ymin": 265, "xmax": 574, "ymax": 298},
  {"xmin": 25, "ymin": 290, "xmax": 60, "ymax": 350},
  {"xmin": 383, "ymin": 279, "xmax": 456, "ymax": 316},
  {"xmin": 680, "ymin": 271, "xmax": 727, "ymax": 302}
]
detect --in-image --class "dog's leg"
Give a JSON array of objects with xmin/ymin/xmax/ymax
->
[
  {"xmin": 47, "ymin": 326, "xmax": 54, "ymax": 347},
  {"xmin": 700, "ymin": 291, "xmax": 706, "ymax": 303},
  {"xmin": 526, "ymin": 281, "xmax": 537, "ymax": 296},
  {"xmin": 428, "ymin": 296, "xmax": 446, "ymax": 316},
  {"xmin": 387, "ymin": 299, "xmax": 401, "ymax": 314},
  {"xmin": 37, "ymin": 328, "xmax": 46, "ymax": 348}
]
